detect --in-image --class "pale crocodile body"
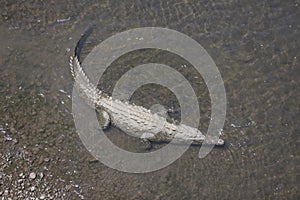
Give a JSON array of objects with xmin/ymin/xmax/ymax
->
[
  {"xmin": 70, "ymin": 56, "xmax": 224, "ymax": 145},
  {"xmin": 69, "ymin": 30, "xmax": 224, "ymax": 146}
]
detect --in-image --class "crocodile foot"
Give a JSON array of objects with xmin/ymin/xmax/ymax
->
[{"xmin": 140, "ymin": 139, "xmax": 152, "ymax": 151}]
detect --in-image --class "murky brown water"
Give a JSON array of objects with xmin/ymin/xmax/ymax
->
[{"xmin": 0, "ymin": 0, "xmax": 299, "ymax": 199}]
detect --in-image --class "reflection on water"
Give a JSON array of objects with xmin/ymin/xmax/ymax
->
[{"xmin": 0, "ymin": 0, "xmax": 299, "ymax": 199}]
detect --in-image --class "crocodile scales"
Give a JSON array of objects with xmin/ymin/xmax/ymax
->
[{"xmin": 69, "ymin": 28, "xmax": 224, "ymax": 147}]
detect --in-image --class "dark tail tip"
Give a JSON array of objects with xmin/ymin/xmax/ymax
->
[{"xmin": 74, "ymin": 24, "xmax": 96, "ymax": 62}]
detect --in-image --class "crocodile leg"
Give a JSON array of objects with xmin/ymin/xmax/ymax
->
[
  {"xmin": 97, "ymin": 109, "xmax": 111, "ymax": 130},
  {"xmin": 139, "ymin": 132, "xmax": 155, "ymax": 150},
  {"xmin": 140, "ymin": 138, "xmax": 152, "ymax": 150}
]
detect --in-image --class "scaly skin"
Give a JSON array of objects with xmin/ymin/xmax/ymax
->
[{"xmin": 69, "ymin": 56, "xmax": 224, "ymax": 146}]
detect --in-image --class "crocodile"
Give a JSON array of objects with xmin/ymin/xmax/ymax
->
[{"xmin": 69, "ymin": 27, "xmax": 224, "ymax": 147}]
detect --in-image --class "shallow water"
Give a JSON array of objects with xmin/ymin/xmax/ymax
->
[{"xmin": 0, "ymin": 0, "xmax": 299, "ymax": 199}]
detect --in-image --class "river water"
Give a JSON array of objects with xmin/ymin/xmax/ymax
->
[{"xmin": 0, "ymin": 0, "xmax": 299, "ymax": 199}]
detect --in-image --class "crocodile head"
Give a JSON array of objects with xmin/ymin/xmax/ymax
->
[{"xmin": 175, "ymin": 124, "xmax": 224, "ymax": 146}]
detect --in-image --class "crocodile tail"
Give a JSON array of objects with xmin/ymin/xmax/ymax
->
[
  {"xmin": 69, "ymin": 25, "xmax": 104, "ymax": 105},
  {"xmin": 74, "ymin": 24, "xmax": 95, "ymax": 61},
  {"xmin": 70, "ymin": 55, "xmax": 102, "ymax": 105},
  {"xmin": 69, "ymin": 56, "xmax": 76, "ymax": 80},
  {"xmin": 70, "ymin": 24, "xmax": 95, "ymax": 84}
]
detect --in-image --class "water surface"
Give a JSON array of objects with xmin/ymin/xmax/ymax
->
[{"xmin": 0, "ymin": 0, "xmax": 299, "ymax": 199}]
